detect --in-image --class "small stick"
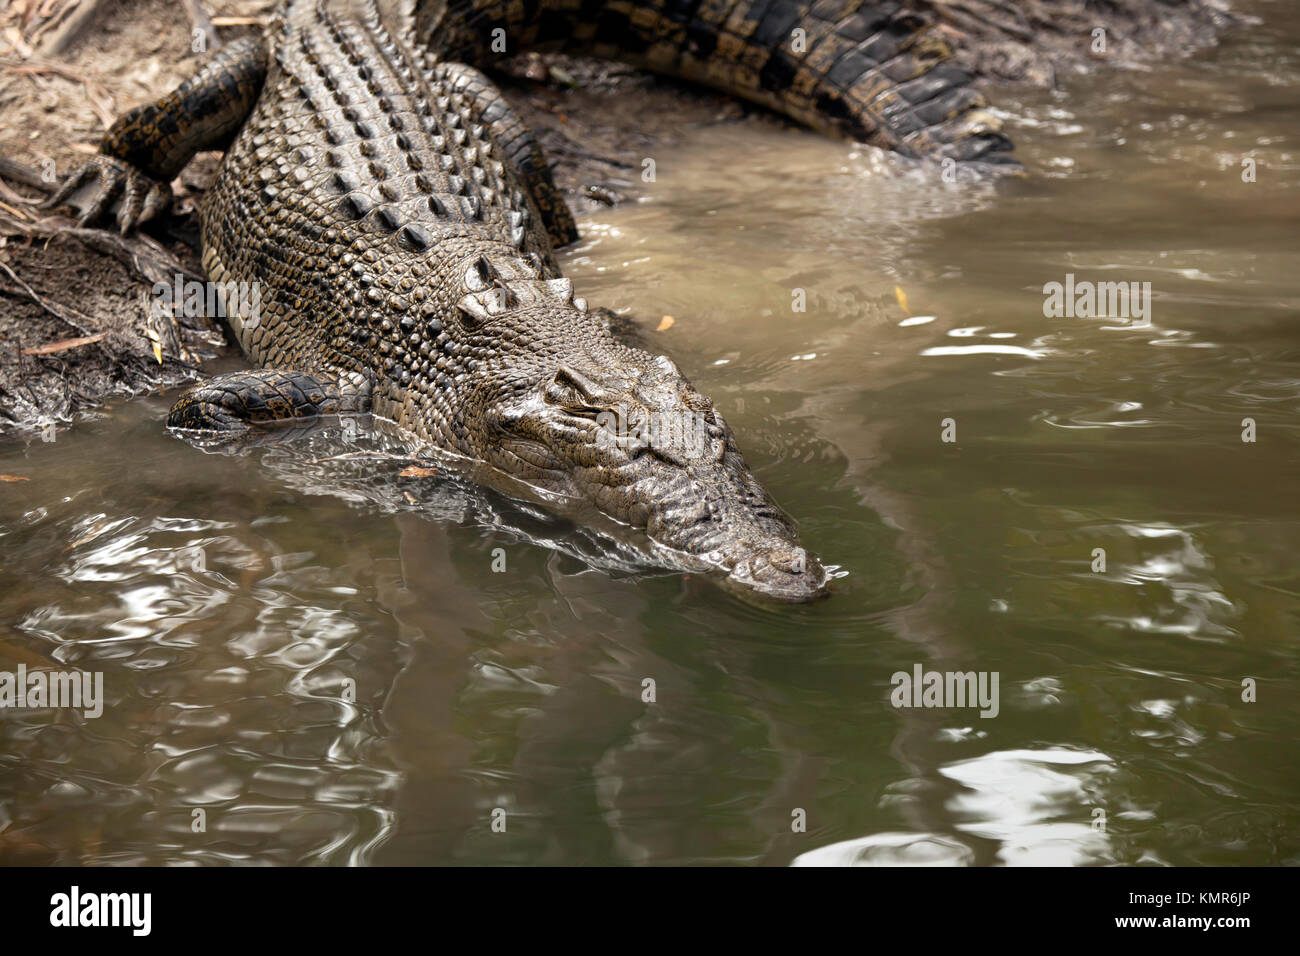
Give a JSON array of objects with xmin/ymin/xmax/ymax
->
[
  {"xmin": 0, "ymin": 155, "xmax": 50, "ymax": 193},
  {"xmin": 38, "ymin": 0, "xmax": 109, "ymax": 56}
]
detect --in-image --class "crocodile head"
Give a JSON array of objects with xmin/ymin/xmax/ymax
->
[{"xmin": 457, "ymin": 278, "xmax": 829, "ymax": 602}]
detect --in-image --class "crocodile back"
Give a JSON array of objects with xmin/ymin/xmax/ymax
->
[{"xmin": 201, "ymin": 0, "xmax": 558, "ymax": 440}]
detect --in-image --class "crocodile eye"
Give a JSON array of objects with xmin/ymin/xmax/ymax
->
[{"xmin": 544, "ymin": 366, "xmax": 610, "ymax": 415}]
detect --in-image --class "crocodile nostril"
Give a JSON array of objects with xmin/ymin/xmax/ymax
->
[
  {"xmin": 766, "ymin": 548, "xmax": 807, "ymax": 574},
  {"xmin": 725, "ymin": 547, "xmax": 827, "ymax": 602},
  {"xmin": 733, "ymin": 548, "xmax": 815, "ymax": 582}
]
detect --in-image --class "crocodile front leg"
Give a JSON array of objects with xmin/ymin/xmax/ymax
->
[
  {"xmin": 46, "ymin": 35, "xmax": 269, "ymax": 232},
  {"xmin": 168, "ymin": 369, "xmax": 373, "ymax": 432}
]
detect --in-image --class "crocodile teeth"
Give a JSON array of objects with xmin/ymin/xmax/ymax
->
[{"xmin": 573, "ymin": 297, "xmax": 588, "ymax": 313}]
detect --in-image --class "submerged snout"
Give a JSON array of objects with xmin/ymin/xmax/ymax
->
[
  {"xmin": 489, "ymin": 341, "xmax": 832, "ymax": 600},
  {"xmin": 721, "ymin": 544, "xmax": 831, "ymax": 603}
]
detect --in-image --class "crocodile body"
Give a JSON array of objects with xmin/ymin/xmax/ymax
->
[{"xmin": 47, "ymin": 0, "xmax": 1022, "ymax": 600}]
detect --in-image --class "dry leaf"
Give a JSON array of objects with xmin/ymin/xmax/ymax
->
[
  {"xmin": 0, "ymin": 475, "xmax": 30, "ymax": 482},
  {"xmin": 894, "ymin": 285, "xmax": 910, "ymax": 315},
  {"xmin": 656, "ymin": 315, "xmax": 675, "ymax": 331},
  {"xmin": 398, "ymin": 465, "xmax": 439, "ymax": 478},
  {"xmin": 20, "ymin": 332, "xmax": 107, "ymax": 355}
]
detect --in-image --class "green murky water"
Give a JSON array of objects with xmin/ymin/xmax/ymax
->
[{"xmin": 1, "ymin": 1, "xmax": 1297, "ymax": 864}]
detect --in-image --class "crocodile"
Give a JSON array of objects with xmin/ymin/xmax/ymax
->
[{"xmin": 44, "ymin": 0, "xmax": 1017, "ymax": 601}]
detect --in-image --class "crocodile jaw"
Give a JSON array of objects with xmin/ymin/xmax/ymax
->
[{"xmin": 479, "ymin": 338, "xmax": 829, "ymax": 601}]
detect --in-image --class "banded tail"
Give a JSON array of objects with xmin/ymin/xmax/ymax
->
[{"xmin": 416, "ymin": 0, "xmax": 1018, "ymax": 168}]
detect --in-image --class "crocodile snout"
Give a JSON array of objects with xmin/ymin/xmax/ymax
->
[{"xmin": 724, "ymin": 546, "xmax": 830, "ymax": 603}]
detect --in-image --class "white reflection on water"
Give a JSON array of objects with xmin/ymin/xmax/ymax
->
[
  {"xmin": 791, "ymin": 831, "xmax": 974, "ymax": 867},
  {"xmin": 940, "ymin": 748, "xmax": 1115, "ymax": 866},
  {"xmin": 1093, "ymin": 524, "xmax": 1240, "ymax": 640}
]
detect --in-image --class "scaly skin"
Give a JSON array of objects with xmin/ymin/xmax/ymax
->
[
  {"xmin": 416, "ymin": 0, "xmax": 1018, "ymax": 166},
  {"xmin": 51, "ymin": 0, "xmax": 1027, "ymax": 600},
  {"xmin": 52, "ymin": 0, "xmax": 836, "ymax": 601}
]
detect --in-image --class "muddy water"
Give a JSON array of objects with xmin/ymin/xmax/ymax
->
[{"xmin": 2, "ymin": 2, "xmax": 1298, "ymax": 865}]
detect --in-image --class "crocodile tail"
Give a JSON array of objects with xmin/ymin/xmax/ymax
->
[{"xmin": 417, "ymin": 0, "xmax": 1017, "ymax": 169}]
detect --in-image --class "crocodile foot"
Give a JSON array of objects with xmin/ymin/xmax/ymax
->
[
  {"xmin": 44, "ymin": 155, "xmax": 172, "ymax": 234},
  {"xmin": 167, "ymin": 369, "xmax": 373, "ymax": 433}
]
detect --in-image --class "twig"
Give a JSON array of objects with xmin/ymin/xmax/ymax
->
[
  {"xmin": 0, "ymin": 256, "xmax": 103, "ymax": 341},
  {"xmin": 5, "ymin": 62, "xmax": 115, "ymax": 128},
  {"xmin": 3, "ymin": 24, "xmax": 34, "ymax": 57},
  {"xmin": 21, "ymin": 332, "xmax": 109, "ymax": 355},
  {"xmin": 210, "ymin": 16, "xmax": 265, "ymax": 28},
  {"xmin": 0, "ymin": 155, "xmax": 51, "ymax": 193},
  {"xmin": 0, "ymin": 199, "xmax": 31, "ymax": 220},
  {"xmin": 0, "ymin": 197, "xmax": 202, "ymax": 290},
  {"xmin": 38, "ymin": 0, "xmax": 109, "ymax": 55}
]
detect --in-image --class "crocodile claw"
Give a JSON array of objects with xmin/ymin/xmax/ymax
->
[{"xmin": 44, "ymin": 154, "xmax": 172, "ymax": 234}]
